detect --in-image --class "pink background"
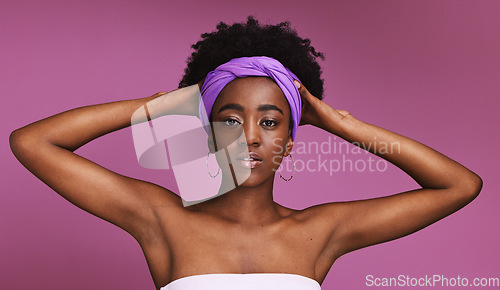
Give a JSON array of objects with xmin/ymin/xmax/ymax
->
[{"xmin": 2, "ymin": 0, "xmax": 499, "ymax": 289}]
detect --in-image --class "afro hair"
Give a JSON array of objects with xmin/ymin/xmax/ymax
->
[{"xmin": 179, "ymin": 16, "xmax": 325, "ymax": 100}]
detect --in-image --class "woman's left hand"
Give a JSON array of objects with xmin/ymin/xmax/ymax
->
[
  {"xmin": 295, "ymin": 80, "xmax": 351, "ymax": 134},
  {"xmin": 292, "ymin": 82, "xmax": 482, "ymax": 260}
]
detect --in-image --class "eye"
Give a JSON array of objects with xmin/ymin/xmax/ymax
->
[
  {"xmin": 261, "ymin": 119, "xmax": 278, "ymax": 127},
  {"xmin": 223, "ymin": 118, "xmax": 241, "ymax": 127}
]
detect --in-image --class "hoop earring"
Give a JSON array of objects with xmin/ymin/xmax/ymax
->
[
  {"xmin": 279, "ymin": 154, "xmax": 295, "ymax": 182},
  {"xmin": 206, "ymin": 152, "xmax": 221, "ymax": 178}
]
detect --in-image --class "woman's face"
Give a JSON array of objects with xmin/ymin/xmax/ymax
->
[{"xmin": 209, "ymin": 76, "xmax": 293, "ymax": 187}]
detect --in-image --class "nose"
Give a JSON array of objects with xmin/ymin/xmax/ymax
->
[{"xmin": 239, "ymin": 121, "xmax": 261, "ymax": 147}]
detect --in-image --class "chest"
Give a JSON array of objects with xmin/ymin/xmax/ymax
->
[
  {"xmin": 165, "ymin": 215, "xmax": 323, "ymax": 274},
  {"xmin": 142, "ymin": 209, "xmax": 337, "ymax": 289}
]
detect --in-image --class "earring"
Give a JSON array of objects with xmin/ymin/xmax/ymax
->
[
  {"xmin": 206, "ymin": 152, "xmax": 221, "ymax": 178},
  {"xmin": 279, "ymin": 154, "xmax": 295, "ymax": 182}
]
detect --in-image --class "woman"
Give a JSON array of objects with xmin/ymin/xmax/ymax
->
[{"xmin": 9, "ymin": 17, "xmax": 482, "ymax": 290}]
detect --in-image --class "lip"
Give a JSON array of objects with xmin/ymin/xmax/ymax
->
[{"xmin": 235, "ymin": 151, "xmax": 263, "ymax": 169}]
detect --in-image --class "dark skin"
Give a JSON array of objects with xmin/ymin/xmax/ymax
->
[{"xmin": 10, "ymin": 77, "xmax": 482, "ymax": 289}]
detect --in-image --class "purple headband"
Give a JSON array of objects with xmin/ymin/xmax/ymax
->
[{"xmin": 199, "ymin": 56, "xmax": 302, "ymax": 140}]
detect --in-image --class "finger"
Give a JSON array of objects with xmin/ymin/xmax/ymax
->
[
  {"xmin": 294, "ymin": 80, "xmax": 316, "ymax": 100},
  {"xmin": 294, "ymin": 80, "xmax": 301, "ymax": 90},
  {"xmin": 197, "ymin": 78, "xmax": 206, "ymax": 90}
]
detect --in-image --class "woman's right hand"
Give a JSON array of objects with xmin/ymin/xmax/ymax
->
[
  {"xmin": 9, "ymin": 88, "xmax": 191, "ymax": 245},
  {"xmin": 198, "ymin": 78, "xmax": 205, "ymax": 90},
  {"xmin": 142, "ymin": 80, "xmax": 204, "ymax": 120}
]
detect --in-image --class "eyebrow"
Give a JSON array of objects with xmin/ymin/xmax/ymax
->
[
  {"xmin": 218, "ymin": 103, "xmax": 284, "ymax": 115},
  {"xmin": 257, "ymin": 104, "xmax": 284, "ymax": 115},
  {"xmin": 218, "ymin": 103, "xmax": 243, "ymax": 114}
]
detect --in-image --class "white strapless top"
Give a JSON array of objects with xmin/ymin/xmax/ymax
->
[{"xmin": 160, "ymin": 273, "xmax": 321, "ymax": 290}]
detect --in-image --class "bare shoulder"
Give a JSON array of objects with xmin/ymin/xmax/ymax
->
[{"xmin": 274, "ymin": 202, "xmax": 348, "ymax": 281}]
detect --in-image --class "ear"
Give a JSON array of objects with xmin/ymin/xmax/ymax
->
[
  {"xmin": 207, "ymin": 134, "xmax": 215, "ymax": 154},
  {"xmin": 207, "ymin": 123, "xmax": 218, "ymax": 153},
  {"xmin": 284, "ymin": 134, "xmax": 294, "ymax": 157}
]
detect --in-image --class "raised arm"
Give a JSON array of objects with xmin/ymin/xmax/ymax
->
[
  {"xmin": 9, "ymin": 84, "xmax": 201, "ymax": 240},
  {"xmin": 296, "ymin": 81, "xmax": 482, "ymax": 258}
]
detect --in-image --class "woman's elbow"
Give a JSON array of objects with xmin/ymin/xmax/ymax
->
[
  {"xmin": 10, "ymin": 129, "xmax": 24, "ymax": 151},
  {"xmin": 459, "ymin": 171, "xmax": 483, "ymax": 203},
  {"xmin": 9, "ymin": 128, "xmax": 35, "ymax": 158}
]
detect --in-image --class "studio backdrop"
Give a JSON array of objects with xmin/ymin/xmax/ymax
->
[{"xmin": 1, "ymin": 0, "xmax": 499, "ymax": 289}]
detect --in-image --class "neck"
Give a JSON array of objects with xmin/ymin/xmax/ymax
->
[{"xmin": 191, "ymin": 173, "xmax": 282, "ymax": 226}]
